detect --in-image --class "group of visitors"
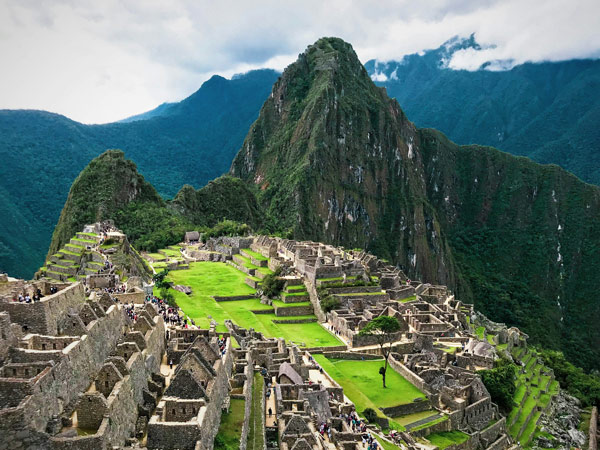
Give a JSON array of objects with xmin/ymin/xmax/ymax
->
[
  {"xmin": 14, "ymin": 288, "xmax": 44, "ymax": 303},
  {"xmin": 341, "ymin": 411, "xmax": 381, "ymax": 449},
  {"xmin": 94, "ymin": 260, "xmax": 114, "ymax": 275},
  {"xmin": 217, "ymin": 336, "xmax": 228, "ymax": 356},
  {"xmin": 318, "ymin": 422, "xmax": 332, "ymax": 441},
  {"xmin": 145, "ymin": 295, "xmax": 183, "ymax": 326},
  {"xmin": 341, "ymin": 410, "xmax": 368, "ymax": 434},
  {"xmin": 103, "ymin": 284, "xmax": 126, "ymax": 295},
  {"xmin": 123, "ymin": 303, "xmax": 139, "ymax": 322}
]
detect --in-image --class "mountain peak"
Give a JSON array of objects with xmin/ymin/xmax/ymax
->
[{"xmin": 47, "ymin": 149, "xmax": 163, "ymax": 256}]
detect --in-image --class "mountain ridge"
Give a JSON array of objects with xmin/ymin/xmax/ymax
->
[
  {"xmin": 0, "ymin": 69, "xmax": 279, "ymax": 279},
  {"xmin": 230, "ymin": 36, "xmax": 600, "ymax": 370}
]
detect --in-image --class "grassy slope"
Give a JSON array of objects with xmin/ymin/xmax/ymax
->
[
  {"xmin": 313, "ymin": 356, "xmax": 426, "ymax": 413},
  {"xmin": 214, "ymin": 398, "xmax": 245, "ymax": 449},
  {"xmin": 426, "ymin": 431, "xmax": 470, "ymax": 449},
  {"xmin": 163, "ymin": 262, "xmax": 341, "ymax": 347},
  {"xmin": 247, "ymin": 372, "xmax": 265, "ymax": 450}
]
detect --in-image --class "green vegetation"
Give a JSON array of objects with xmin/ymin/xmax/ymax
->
[
  {"xmin": 425, "ymin": 430, "xmax": 470, "ymax": 449},
  {"xmin": 247, "ymin": 373, "xmax": 265, "ymax": 450},
  {"xmin": 242, "ymin": 249, "xmax": 268, "ymax": 261},
  {"xmin": 393, "ymin": 410, "xmax": 438, "ymax": 426},
  {"xmin": 368, "ymin": 39, "xmax": 600, "ymax": 187},
  {"xmin": 261, "ymin": 267, "xmax": 284, "ymax": 299},
  {"xmin": 539, "ymin": 349, "xmax": 600, "ymax": 407},
  {"xmin": 159, "ymin": 262, "xmax": 340, "ymax": 347},
  {"xmin": 313, "ymin": 356, "xmax": 426, "ymax": 415},
  {"xmin": 0, "ymin": 69, "xmax": 279, "ymax": 280},
  {"xmin": 359, "ymin": 316, "xmax": 403, "ymax": 388},
  {"xmin": 478, "ymin": 359, "xmax": 517, "ymax": 412},
  {"xmin": 213, "ymin": 398, "xmax": 245, "ymax": 450}
]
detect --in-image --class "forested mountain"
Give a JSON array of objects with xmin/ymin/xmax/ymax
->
[
  {"xmin": 0, "ymin": 69, "xmax": 279, "ymax": 279},
  {"xmin": 365, "ymin": 36, "xmax": 600, "ymax": 184},
  {"xmin": 231, "ymin": 37, "xmax": 600, "ymax": 371}
]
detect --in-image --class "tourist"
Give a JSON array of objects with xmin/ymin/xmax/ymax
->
[
  {"xmin": 169, "ymin": 359, "xmax": 173, "ymax": 370},
  {"xmin": 268, "ymin": 407, "xmax": 272, "ymax": 417}
]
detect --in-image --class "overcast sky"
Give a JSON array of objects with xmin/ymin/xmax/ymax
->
[{"xmin": 1, "ymin": 0, "xmax": 599, "ymax": 124}]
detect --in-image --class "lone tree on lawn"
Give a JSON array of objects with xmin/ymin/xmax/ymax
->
[{"xmin": 359, "ymin": 315, "xmax": 402, "ymax": 388}]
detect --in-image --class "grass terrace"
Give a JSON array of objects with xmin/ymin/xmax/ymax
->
[
  {"xmin": 313, "ymin": 355, "xmax": 426, "ymax": 424},
  {"xmin": 160, "ymin": 262, "xmax": 341, "ymax": 347},
  {"xmin": 425, "ymin": 431, "xmax": 470, "ymax": 449},
  {"xmin": 213, "ymin": 398, "xmax": 245, "ymax": 449},
  {"xmin": 247, "ymin": 373, "xmax": 265, "ymax": 450},
  {"xmin": 241, "ymin": 248, "xmax": 268, "ymax": 261}
]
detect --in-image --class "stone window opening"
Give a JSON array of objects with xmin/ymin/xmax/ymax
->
[
  {"xmin": 42, "ymin": 343, "xmax": 46, "ymax": 350},
  {"xmin": 53, "ymin": 343, "xmax": 57, "ymax": 349},
  {"xmin": 172, "ymin": 409, "xmax": 176, "ymax": 415},
  {"xmin": 105, "ymin": 380, "xmax": 109, "ymax": 388}
]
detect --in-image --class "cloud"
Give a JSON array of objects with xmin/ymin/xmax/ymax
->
[{"xmin": 0, "ymin": 0, "xmax": 598, "ymax": 123}]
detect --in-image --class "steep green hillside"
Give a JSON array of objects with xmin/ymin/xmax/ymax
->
[
  {"xmin": 48, "ymin": 149, "xmax": 170, "ymax": 256},
  {"xmin": 49, "ymin": 151, "xmax": 265, "ymax": 261},
  {"xmin": 231, "ymin": 37, "xmax": 600, "ymax": 370},
  {"xmin": 231, "ymin": 37, "xmax": 456, "ymax": 286},
  {"xmin": 365, "ymin": 36, "xmax": 600, "ymax": 184},
  {"xmin": 171, "ymin": 176, "xmax": 264, "ymax": 229},
  {"xmin": 0, "ymin": 69, "xmax": 279, "ymax": 279}
]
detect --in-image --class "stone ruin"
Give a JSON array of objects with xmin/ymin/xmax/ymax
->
[{"xmin": 0, "ymin": 279, "xmax": 166, "ymax": 450}]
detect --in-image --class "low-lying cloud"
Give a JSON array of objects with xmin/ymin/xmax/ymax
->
[{"xmin": 0, "ymin": 0, "xmax": 598, "ymax": 123}]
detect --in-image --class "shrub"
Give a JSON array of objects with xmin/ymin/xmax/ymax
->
[
  {"xmin": 159, "ymin": 287, "xmax": 176, "ymax": 307},
  {"xmin": 363, "ymin": 408, "xmax": 378, "ymax": 423},
  {"xmin": 540, "ymin": 349, "xmax": 600, "ymax": 407},
  {"xmin": 262, "ymin": 267, "xmax": 285, "ymax": 298},
  {"xmin": 477, "ymin": 358, "xmax": 517, "ymax": 412},
  {"xmin": 153, "ymin": 269, "xmax": 170, "ymax": 289},
  {"xmin": 320, "ymin": 294, "xmax": 341, "ymax": 313}
]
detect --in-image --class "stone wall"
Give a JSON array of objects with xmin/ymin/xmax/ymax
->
[
  {"xmin": 239, "ymin": 354, "xmax": 254, "ymax": 450},
  {"xmin": 274, "ymin": 304, "xmax": 314, "ymax": 317},
  {"xmin": 0, "ymin": 283, "xmax": 85, "ymax": 335},
  {"xmin": 113, "ymin": 290, "xmax": 145, "ymax": 305},
  {"xmin": 388, "ymin": 355, "xmax": 431, "ymax": 395},
  {"xmin": 321, "ymin": 351, "xmax": 382, "ymax": 360},
  {"xmin": 305, "ymin": 278, "xmax": 326, "ymax": 323},
  {"xmin": 410, "ymin": 416, "xmax": 452, "ymax": 438},
  {"xmin": 196, "ymin": 339, "xmax": 234, "ymax": 449},
  {"xmin": 0, "ymin": 304, "xmax": 127, "ymax": 449},
  {"xmin": 381, "ymin": 399, "xmax": 432, "ymax": 417}
]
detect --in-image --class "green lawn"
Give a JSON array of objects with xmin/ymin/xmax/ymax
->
[
  {"xmin": 214, "ymin": 398, "xmax": 245, "ymax": 449},
  {"xmin": 147, "ymin": 253, "xmax": 167, "ymax": 261},
  {"xmin": 161, "ymin": 248, "xmax": 182, "ymax": 257},
  {"xmin": 162, "ymin": 262, "xmax": 341, "ymax": 347},
  {"xmin": 247, "ymin": 373, "xmax": 264, "ymax": 450},
  {"xmin": 313, "ymin": 356, "xmax": 426, "ymax": 416},
  {"xmin": 426, "ymin": 431, "xmax": 470, "ymax": 449},
  {"xmin": 393, "ymin": 410, "xmax": 438, "ymax": 426},
  {"xmin": 242, "ymin": 249, "xmax": 268, "ymax": 261},
  {"xmin": 286, "ymin": 285, "xmax": 307, "ymax": 292},
  {"xmin": 475, "ymin": 326, "xmax": 485, "ymax": 340}
]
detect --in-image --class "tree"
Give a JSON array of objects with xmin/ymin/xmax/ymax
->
[
  {"xmin": 359, "ymin": 316, "xmax": 402, "ymax": 388},
  {"xmin": 261, "ymin": 267, "xmax": 285, "ymax": 298},
  {"xmin": 477, "ymin": 358, "xmax": 517, "ymax": 412},
  {"xmin": 159, "ymin": 286, "xmax": 176, "ymax": 307},
  {"xmin": 153, "ymin": 269, "xmax": 170, "ymax": 289}
]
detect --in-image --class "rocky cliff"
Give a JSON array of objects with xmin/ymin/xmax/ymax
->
[{"xmin": 231, "ymin": 37, "xmax": 600, "ymax": 370}]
